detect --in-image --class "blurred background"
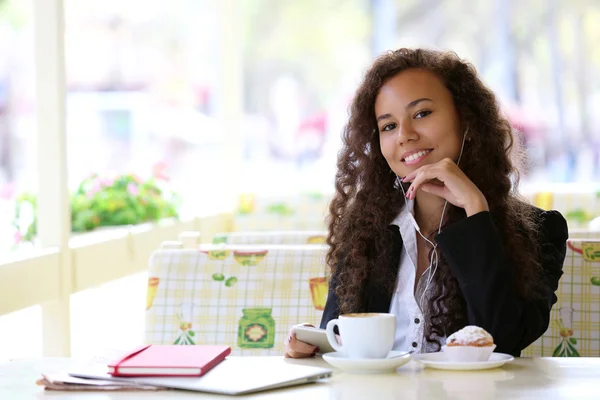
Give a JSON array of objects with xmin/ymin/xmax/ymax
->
[{"xmin": 0, "ymin": 0, "xmax": 598, "ymax": 251}]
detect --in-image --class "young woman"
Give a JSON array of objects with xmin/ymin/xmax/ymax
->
[{"xmin": 284, "ymin": 48, "xmax": 567, "ymax": 358}]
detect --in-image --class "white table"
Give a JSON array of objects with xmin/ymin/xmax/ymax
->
[{"xmin": 1, "ymin": 356, "xmax": 599, "ymax": 399}]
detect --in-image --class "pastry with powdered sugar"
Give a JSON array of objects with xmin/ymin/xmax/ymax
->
[{"xmin": 442, "ymin": 326, "xmax": 496, "ymax": 362}]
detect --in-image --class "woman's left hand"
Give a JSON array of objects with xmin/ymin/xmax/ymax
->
[{"xmin": 402, "ymin": 158, "xmax": 489, "ymax": 217}]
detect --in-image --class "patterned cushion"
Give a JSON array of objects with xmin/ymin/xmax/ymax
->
[
  {"xmin": 213, "ymin": 231, "xmax": 327, "ymax": 245},
  {"xmin": 145, "ymin": 244, "xmax": 329, "ymax": 356},
  {"xmin": 569, "ymin": 229, "xmax": 600, "ymax": 239},
  {"xmin": 525, "ymin": 190, "xmax": 600, "ymax": 229},
  {"xmin": 233, "ymin": 193, "xmax": 331, "ymax": 231},
  {"xmin": 522, "ymin": 239, "xmax": 600, "ymax": 357}
]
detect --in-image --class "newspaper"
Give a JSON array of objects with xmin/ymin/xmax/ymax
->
[{"xmin": 36, "ymin": 372, "xmax": 165, "ymax": 391}]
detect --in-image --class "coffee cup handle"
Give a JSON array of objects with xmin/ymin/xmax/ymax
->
[{"xmin": 325, "ymin": 319, "xmax": 343, "ymax": 353}]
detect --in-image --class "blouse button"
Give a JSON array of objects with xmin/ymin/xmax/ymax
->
[
  {"xmin": 412, "ymin": 342, "xmax": 418, "ymax": 348},
  {"xmin": 414, "ymin": 318, "xmax": 420, "ymax": 324}
]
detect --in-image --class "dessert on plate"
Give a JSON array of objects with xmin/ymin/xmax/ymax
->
[{"xmin": 442, "ymin": 325, "xmax": 496, "ymax": 362}]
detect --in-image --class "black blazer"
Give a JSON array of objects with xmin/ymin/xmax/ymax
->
[{"xmin": 319, "ymin": 207, "xmax": 568, "ymax": 357}]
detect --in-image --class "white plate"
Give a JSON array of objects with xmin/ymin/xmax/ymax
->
[
  {"xmin": 322, "ymin": 351, "xmax": 412, "ymax": 374},
  {"xmin": 413, "ymin": 352, "xmax": 514, "ymax": 371}
]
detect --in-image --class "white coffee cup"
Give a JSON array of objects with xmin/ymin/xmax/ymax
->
[{"xmin": 325, "ymin": 313, "xmax": 396, "ymax": 359}]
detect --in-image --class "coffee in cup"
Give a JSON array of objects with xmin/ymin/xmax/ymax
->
[{"xmin": 325, "ymin": 313, "xmax": 396, "ymax": 359}]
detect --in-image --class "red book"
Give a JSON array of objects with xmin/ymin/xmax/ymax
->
[{"xmin": 107, "ymin": 345, "xmax": 231, "ymax": 377}]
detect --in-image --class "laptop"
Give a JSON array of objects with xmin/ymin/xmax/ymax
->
[{"xmin": 70, "ymin": 357, "xmax": 333, "ymax": 395}]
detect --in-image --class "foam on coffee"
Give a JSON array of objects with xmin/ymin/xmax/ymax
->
[{"xmin": 343, "ymin": 313, "xmax": 389, "ymax": 318}]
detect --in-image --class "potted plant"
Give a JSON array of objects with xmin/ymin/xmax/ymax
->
[{"xmin": 12, "ymin": 169, "xmax": 180, "ymax": 245}]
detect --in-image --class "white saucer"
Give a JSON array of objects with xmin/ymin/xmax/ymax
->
[
  {"xmin": 413, "ymin": 352, "xmax": 514, "ymax": 371},
  {"xmin": 322, "ymin": 351, "xmax": 412, "ymax": 374}
]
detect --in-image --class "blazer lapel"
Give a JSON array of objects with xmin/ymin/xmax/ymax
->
[{"xmin": 364, "ymin": 225, "xmax": 403, "ymax": 313}]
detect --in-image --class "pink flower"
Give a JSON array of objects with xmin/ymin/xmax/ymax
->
[
  {"xmin": 100, "ymin": 178, "xmax": 114, "ymax": 187},
  {"xmin": 0, "ymin": 182, "xmax": 15, "ymax": 200},
  {"xmin": 87, "ymin": 182, "xmax": 103, "ymax": 198},
  {"xmin": 127, "ymin": 183, "xmax": 139, "ymax": 196},
  {"xmin": 152, "ymin": 161, "xmax": 170, "ymax": 181},
  {"xmin": 14, "ymin": 231, "xmax": 22, "ymax": 244}
]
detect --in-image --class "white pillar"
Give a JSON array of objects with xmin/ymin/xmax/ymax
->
[{"xmin": 34, "ymin": 0, "xmax": 72, "ymax": 356}]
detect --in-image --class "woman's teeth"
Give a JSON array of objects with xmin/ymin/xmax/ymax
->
[{"xmin": 404, "ymin": 150, "xmax": 431, "ymax": 162}]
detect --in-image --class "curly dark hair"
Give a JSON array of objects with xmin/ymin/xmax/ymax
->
[{"xmin": 326, "ymin": 48, "xmax": 542, "ymax": 350}]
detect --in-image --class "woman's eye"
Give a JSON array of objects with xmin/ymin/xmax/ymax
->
[
  {"xmin": 381, "ymin": 123, "xmax": 397, "ymax": 132},
  {"xmin": 415, "ymin": 110, "xmax": 432, "ymax": 119}
]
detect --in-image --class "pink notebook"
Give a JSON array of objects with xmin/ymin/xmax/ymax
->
[{"xmin": 107, "ymin": 345, "xmax": 231, "ymax": 377}]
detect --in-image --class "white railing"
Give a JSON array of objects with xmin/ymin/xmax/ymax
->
[{"xmin": 0, "ymin": 213, "xmax": 232, "ymax": 357}]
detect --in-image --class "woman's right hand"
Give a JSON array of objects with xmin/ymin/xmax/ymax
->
[{"xmin": 284, "ymin": 324, "xmax": 318, "ymax": 358}]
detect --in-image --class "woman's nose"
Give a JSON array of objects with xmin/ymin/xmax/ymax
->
[{"xmin": 396, "ymin": 120, "xmax": 418, "ymax": 145}]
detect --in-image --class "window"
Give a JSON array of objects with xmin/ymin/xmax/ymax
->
[
  {"xmin": 240, "ymin": 0, "xmax": 371, "ymax": 195},
  {"xmin": 0, "ymin": 0, "xmax": 37, "ymax": 255},
  {"xmin": 64, "ymin": 0, "xmax": 223, "ymax": 234},
  {"xmin": 385, "ymin": 0, "xmax": 600, "ymax": 183}
]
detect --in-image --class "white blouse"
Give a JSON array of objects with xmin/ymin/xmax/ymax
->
[{"xmin": 388, "ymin": 199, "xmax": 441, "ymax": 353}]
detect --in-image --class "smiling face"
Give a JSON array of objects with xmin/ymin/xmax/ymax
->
[{"xmin": 375, "ymin": 68, "xmax": 463, "ymax": 179}]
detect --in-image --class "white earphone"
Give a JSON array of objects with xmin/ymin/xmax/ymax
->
[{"xmin": 396, "ymin": 125, "xmax": 469, "ymax": 310}]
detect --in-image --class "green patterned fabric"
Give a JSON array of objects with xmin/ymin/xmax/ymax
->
[
  {"xmin": 522, "ymin": 239, "xmax": 600, "ymax": 357},
  {"xmin": 524, "ymin": 190, "xmax": 600, "ymax": 229},
  {"xmin": 234, "ymin": 193, "xmax": 331, "ymax": 231},
  {"xmin": 212, "ymin": 231, "xmax": 327, "ymax": 245},
  {"xmin": 569, "ymin": 229, "xmax": 600, "ymax": 239},
  {"xmin": 145, "ymin": 244, "xmax": 329, "ymax": 356}
]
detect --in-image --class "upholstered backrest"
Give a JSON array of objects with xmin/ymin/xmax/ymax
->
[
  {"xmin": 233, "ymin": 193, "xmax": 331, "ymax": 231},
  {"xmin": 145, "ymin": 244, "xmax": 329, "ymax": 356},
  {"xmin": 524, "ymin": 189, "xmax": 600, "ymax": 229},
  {"xmin": 212, "ymin": 231, "xmax": 327, "ymax": 245},
  {"xmin": 522, "ymin": 239, "xmax": 600, "ymax": 357},
  {"xmin": 569, "ymin": 229, "xmax": 600, "ymax": 239}
]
